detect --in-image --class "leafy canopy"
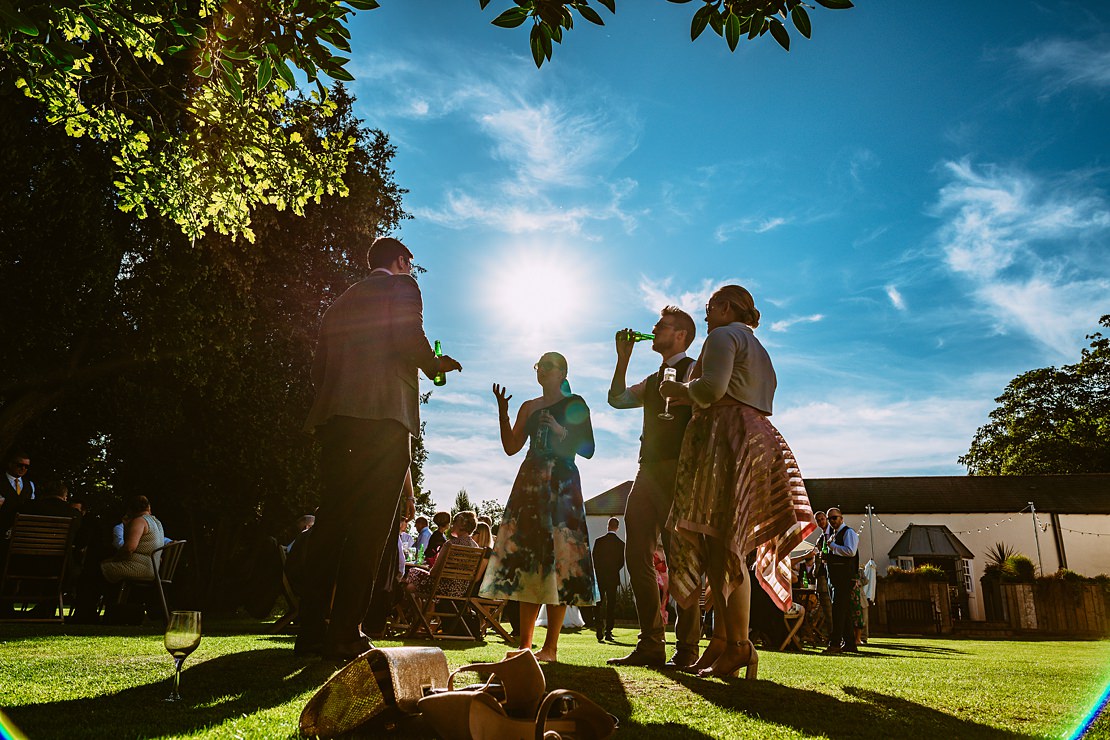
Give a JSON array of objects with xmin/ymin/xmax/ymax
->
[{"xmin": 960, "ymin": 316, "xmax": 1110, "ymax": 476}]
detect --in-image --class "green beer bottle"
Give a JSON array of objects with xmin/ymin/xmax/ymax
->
[
  {"xmin": 621, "ymin": 330, "xmax": 655, "ymax": 343},
  {"xmin": 433, "ymin": 340, "xmax": 447, "ymax": 386}
]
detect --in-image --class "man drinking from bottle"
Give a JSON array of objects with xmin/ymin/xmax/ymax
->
[{"xmin": 606, "ymin": 306, "xmax": 699, "ymax": 667}]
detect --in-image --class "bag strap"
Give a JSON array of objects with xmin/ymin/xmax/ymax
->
[
  {"xmin": 534, "ymin": 690, "xmax": 619, "ymax": 740},
  {"xmin": 448, "ymin": 665, "xmax": 497, "ymax": 692}
]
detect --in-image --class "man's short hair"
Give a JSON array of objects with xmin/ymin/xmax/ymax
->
[
  {"xmin": 662, "ymin": 306, "xmax": 696, "ymax": 349},
  {"xmin": 607, "ymin": 517, "xmax": 620, "ymax": 531},
  {"xmin": 366, "ymin": 236, "xmax": 411, "ymax": 269},
  {"xmin": 7, "ymin": 449, "xmax": 29, "ymax": 464},
  {"xmin": 415, "ymin": 516, "xmax": 429, "ymax": 529}
]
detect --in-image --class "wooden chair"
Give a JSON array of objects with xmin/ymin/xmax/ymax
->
[
  {"xmin": 404, "ymin": 543, "xmax": 486, "ymax": 641},
  {"xmin": 779, "ymin": 603, "xmax": 806, "ymax": 651},
  {"xmin": 0, "ymin": 514, "xmax": 77, "ymax": 622},
  {"xmin": 117, "ymin": 540, "xmax": 187, "ymax": 624},
  {"xmin": 467, "ymin": 548, "xmax": 516, "ymax": 646}
]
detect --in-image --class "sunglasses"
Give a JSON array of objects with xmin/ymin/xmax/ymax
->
[
  {"xmin": 534, "ymin": 361, "xmax": 558, "ymax": 372},
  {"xmin": 13, "ymin": 463, "xmax": 28, "ymax": 469}
]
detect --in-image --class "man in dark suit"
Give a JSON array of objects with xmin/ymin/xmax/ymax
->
[
  {"xmin": 296, "ymin": 236, "xmax": 461, "ymax": 660},
  {"xmin": 0, "ymin": 450, "xmax": 34, "ymax": 538},
  {"xmin": 593, "ymin": 517, "xmax": 625, "ymax": 642},
  {"xmin": 605, "ymin": 307, "xmax": 701, "ymax": 668}
]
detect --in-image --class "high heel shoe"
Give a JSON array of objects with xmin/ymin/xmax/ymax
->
[
  {"xmin": 697, "ymin": 639, "xmax": 758, "ymax": 680},
  {"xmin": 680, "ymin": 637, "xmax": 726, "ymax": 674}
]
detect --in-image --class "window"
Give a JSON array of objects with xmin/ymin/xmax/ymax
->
[
  {"xmin": 960, "ymin": 559, "xmax": 974, "ymax": 593},
  {"xmin": 897, "ymin": 557, "xmax": 914, "ymax": 571}
]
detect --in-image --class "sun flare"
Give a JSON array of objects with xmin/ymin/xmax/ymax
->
[{"xmin": 483, "ymin": 247, "xmax": 594, "ymax": 341}]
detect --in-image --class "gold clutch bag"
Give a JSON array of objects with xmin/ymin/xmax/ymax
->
[{"xmin": 300, "ymin": 646, "xmax": 450, "ymax": 737}]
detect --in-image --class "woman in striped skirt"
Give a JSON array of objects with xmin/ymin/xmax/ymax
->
[{"xmin": 660, "ymin": 285, "xmax": 815, "ymax": 679}]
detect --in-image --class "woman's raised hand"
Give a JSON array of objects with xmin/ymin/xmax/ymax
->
[{"xmin": 492, "ymin": 383, "xmax": 512, "ymax": 416}]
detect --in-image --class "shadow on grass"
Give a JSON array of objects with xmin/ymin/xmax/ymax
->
[
  {"xmin": 868, "ymin": 640, "xmax": 970, "ymax": 656},
  {"xmin": 660, "ymin": 669, "xmax": 1026, "ymax": 739},
  {"xmin": 7, "ymin": 647, "xmax": 335, "ymax": 740}
]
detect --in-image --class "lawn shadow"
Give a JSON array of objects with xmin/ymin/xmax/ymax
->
[
  {"xmin": 869, "ymin": 640, "xmax": 970, "ymax": 656},
  {"xmin": 7, "ymin": 647, "xmax": 335, "ymax": 740},
  {"xmin": 664, "ymin": 670, "xmax": 1027, "ymax": 739}
]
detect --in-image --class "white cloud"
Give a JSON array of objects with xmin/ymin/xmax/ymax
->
[
  {"xmin": 769, "ymin": 314, "xmax": 825, "ymax": 332},
  {"xmin": 885, "ymin": 285, "xmax": 907, "ymax": 311},
  {"xmin": 1014, "ymin": 37, "xmax": 1110, "ymax": 94},
  {"xmin": 774, "ymin": 392, "xmax": 995, "ymax": 478},
  {"xmin": 638, "ymin": 276, "xmax": 746, "ymax": 318},
  {"xmin": 933, "ymin": 159, "xmax": 1110, "ymax": 356},
  {"xmin": 714, "ymin": 216, "xmax": 790, "ymax": 242}
]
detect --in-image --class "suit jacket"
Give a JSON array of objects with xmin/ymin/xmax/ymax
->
[
  {"xmin": 25, "ymin": 496, "xmax": 82, "ymax": 540},
  {"xmin": 0, "ymin": 477, "xmax": 33, "ymax": 535},
  {"xmin": 304, "ymin": 272, "xmax": 439, "ymax": 436},
  {"xmin": 593, "ymin": 532, "xmax": 625, "ymax": 587}
]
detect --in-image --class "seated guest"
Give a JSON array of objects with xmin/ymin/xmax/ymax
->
[
  {"xmin": 424, "ymin": 510, "xmax": 451, "ymax": 562},
  {"xmin": 286, "ymin": 514, "xmax": 315, "ymax": 551},
  {"xmin": 414, "ymin": 516, "xmax": 432, "ymax": 555},
  {"xmin": 101, "ymin": 496, "xmax": 166, "ymax": 583},
  {"xmin": 404, "ymin": 511, "xmax": 480, "ymax": 596},
  {"xmin": 27, "ymin": 479, "xmax": 82, "ymax": 523},
  {"xmin": 473, "ymin": 522, "xmax": 493, "ymax": 549}
]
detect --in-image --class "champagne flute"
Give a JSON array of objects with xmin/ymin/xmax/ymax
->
[
  {"xmin": 164, "ymin": 610, "xmax": 202, "ymax": 702},
  {"xmin": 658, "ymin": 367, "xmax": 678, "ymax": 420}
]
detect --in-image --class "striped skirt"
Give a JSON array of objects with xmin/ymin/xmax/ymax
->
[{"xmin": 667, "ymin": 401, "xmax": 815, "ymax": 612}]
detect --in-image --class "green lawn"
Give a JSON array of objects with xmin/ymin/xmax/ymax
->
[{"xmin": 1, "ymin": 621, "xmax": 1108, "ymax": 739}]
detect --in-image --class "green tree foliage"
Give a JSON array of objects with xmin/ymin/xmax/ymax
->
[
  {"xmin": 481, "ymin": 0, "xmax": 853, "ymax": 68},
  {"xmin": 452, "ymin": 488, "xmax": 475, "ymax": 517},
  {"xmin": 960, "ymin": 316, "xmax": 1110, "ymax": 476},
  {"xmin": 477, "ymin": 498, "xmax": 506, "ymax": 525},
  {"xmin": 1, "ymin": 84, "xmax": 408, "ymax": 605},
  {"xmin": 0, "ymin": 0, "xmax": 377, "ymax": 240}
]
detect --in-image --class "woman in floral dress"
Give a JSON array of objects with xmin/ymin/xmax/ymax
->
[{"xmin": 479, "ymin": 351, "xmax": 598, "ymax": 662}]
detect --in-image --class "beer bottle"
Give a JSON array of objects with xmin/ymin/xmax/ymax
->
[
  {"xmin": 433, "ymin": 340, "xmax": 447, "ymax": 386},
  {"xmin": 620, "ymin": 330, "xmax": 655, "ymax": 343}
]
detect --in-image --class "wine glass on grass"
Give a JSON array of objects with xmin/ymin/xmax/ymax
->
[{"xmin": 164, "ymin": 610, "xmax": 202, "ymax": 702}]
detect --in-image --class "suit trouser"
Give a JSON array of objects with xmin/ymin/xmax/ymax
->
[
  {"xmin": 596, "ymin": 580, "xmax": 619, "ymax": 637},
  {"xmin": 300, "ymin": 416, "xmax": 410, "ymax": 647},
  {"xmin": 828, "ymin": 568, "xmax": 856, "ymax": 649},
  {"xmin": 624, "ymin": 460, "xmax": 701, "ymax": 657},
  {"xmin": 815, "ymin": 564, "xmax": 835, "ymax": 641}
]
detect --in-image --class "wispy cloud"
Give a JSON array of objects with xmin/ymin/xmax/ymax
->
[
  {"xmin": 1014, "ymin": 37, "xmax": 1110, "ymax": 94},
  {"xmin": 769, "ymin": 314, "xmax": 825, "ymax": 332},
  {"xmin": 933, "ymin": 159, "xmax": 1110, "ymax": 356},
  {"xmin": 638, "ymin": 276, "xmax": 746, "ymax": 318},
  {"xmin": 714, "ymin": 216, "xmax": 790, "ymax": 243},
  {"xmin": 885, "ymin": 285, "xmax": 907, "ymax": 311},
  {"xmin": 349, "ymin": 48, "xmax": 641, "ymax": 236}
]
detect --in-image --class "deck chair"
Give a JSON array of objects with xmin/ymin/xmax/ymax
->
[
  {"xmin": 0, "ymin": 514, "xmax": 76, "ymax": 622},
  {"xmin": 117, "ymin": 540, "xmax": 187, "ymax": 624},
  {"xmin": 404, "ymin": 543, "xmax": 486, "ymax": 641},
  {"xmin": 467, "ymin": 548, "xmax": 516, "ymax": 646}
]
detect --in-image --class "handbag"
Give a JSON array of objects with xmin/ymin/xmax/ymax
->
[
  {"xmin": 417, "ymin": 650, "xmax": 618, "ymax": 740},
  {"xmin": 299, "ymin": 646, "xmax": 450, "ymax": 738}
]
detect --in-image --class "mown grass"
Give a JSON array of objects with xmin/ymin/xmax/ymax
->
[{"xmin": 1, "ymin": 620, "xmax": 1108, "ymax": 739}]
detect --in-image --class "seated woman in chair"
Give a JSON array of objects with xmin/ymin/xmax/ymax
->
[
  {"xmin": 101, "ymin": 495, "xmax": 166, "ymax": 583},
  {"xmin": 404, "ymin": 511, "xmax": 480, "ymax": 597}
]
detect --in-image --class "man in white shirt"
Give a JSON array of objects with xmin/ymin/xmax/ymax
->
[{"xmin": 606, "ymin": 307, "xmax": 701, "ymax": 668}]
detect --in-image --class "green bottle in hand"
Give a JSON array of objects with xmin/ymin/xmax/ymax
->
[{"xmin": 433, "ymin": 340, "xmax": 447, "ymax": 386}]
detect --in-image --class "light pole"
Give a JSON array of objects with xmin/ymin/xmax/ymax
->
[{"xmin": 1029, "ymin": 501, "xmax": 1044, "ymax": 575}]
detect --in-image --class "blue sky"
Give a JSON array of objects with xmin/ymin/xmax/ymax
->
[{"xmin": 339, "ymin": 1, "xmax": 1110, "ymax": 511}]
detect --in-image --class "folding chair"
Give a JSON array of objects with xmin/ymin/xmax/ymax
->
[
  {"xmin": 404, "ymin": 544, "xmax": 485, "ymax": 641},
  {"xmin": 117, "ymin": 540, "xmax": 187, "ymax": 624},
  {"xmin": 779, "ymin": 603, "xmax": 806, "ymax": 651},
  {"xmin": 0, "ymin": 514, "xmax": 76, "ymax": 622},
  {"xmin": 467, "ymin": 548, "xmax": 516, "ymax": 646}
]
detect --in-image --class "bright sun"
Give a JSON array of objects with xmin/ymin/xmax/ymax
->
[{"xmin": 483, "ymin": 246, "xmax": 594, "ymax": 340}]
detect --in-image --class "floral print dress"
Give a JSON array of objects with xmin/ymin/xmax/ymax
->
[{"xmin": 479, "ymin": 394, "xmax": 599, "ymax": 607}]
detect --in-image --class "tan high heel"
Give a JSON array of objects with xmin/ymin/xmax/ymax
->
[
  {"xmin": 698, "ymin": 639, "xmax": 758, "ymax": 680},
  {"xmin": 453, "ymin": 648, "xmax": 546, "ymax": 718},
  {"xmin": 680, "ymin": 636, "xmax": 726, "ymax": 674}
]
